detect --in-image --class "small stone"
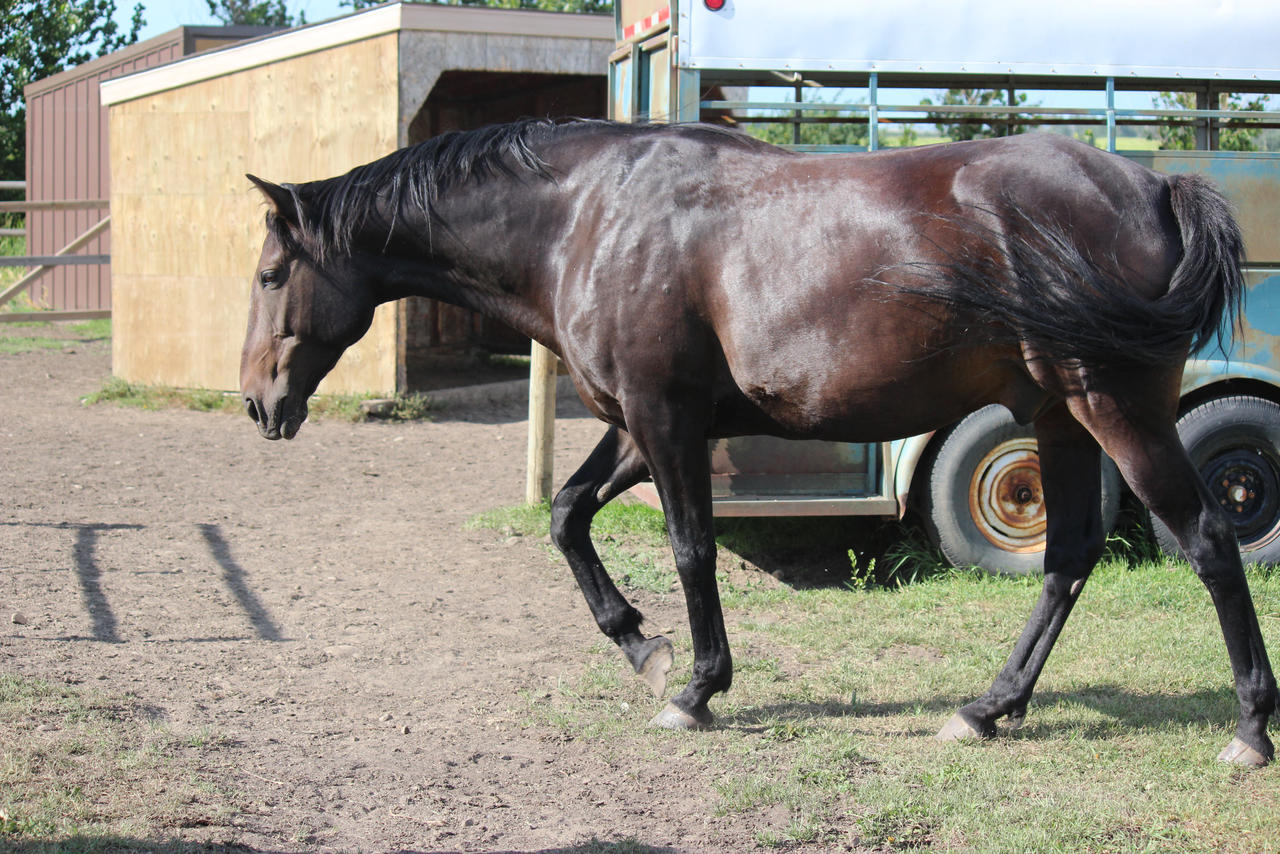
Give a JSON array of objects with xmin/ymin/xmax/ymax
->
[
  {"xmin": 11, "ymin": 612, "xmax": 28, "ymax": 626},
  {"xmin": 360, "ymin": 398, "xmax": 397, "ymax": 418},
  {"xmin": 380, "ymin": 713, "xmax": 393, "ymax": 722},
  {"xmin": 400, "ymin": 724, "xmax": 410, "ymax": 735}
]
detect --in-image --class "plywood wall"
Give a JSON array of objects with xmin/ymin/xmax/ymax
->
[{"xmin": 109, "ymin": 34, "xmax": 399, "ymax": 394}]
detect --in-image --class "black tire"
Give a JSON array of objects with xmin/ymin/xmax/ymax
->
[
  {"xmin": 920, "ymin": 404, "xmax": 1122, "ymax": 576},
  {"xmin": 1150, "ymin": 395, "xmax": 1280, "ymax": 566}
]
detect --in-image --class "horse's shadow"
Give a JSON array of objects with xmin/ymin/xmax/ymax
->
[
  {"xmin": 713, "ymin": 515, "xmax": 903, "ymax": 588},
  {"xmin": 720, "ymin": 683, "xmax": 1239, "ymax": 739}
]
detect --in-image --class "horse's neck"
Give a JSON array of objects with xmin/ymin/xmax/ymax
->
[{"xmin": 372, "ymin": 208, "xmax": 560, "ymax": 353}]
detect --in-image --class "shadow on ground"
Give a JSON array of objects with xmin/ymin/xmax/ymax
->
[{"xmin": 0, "ymin": 839, "xmax": 677, "ymax": 854}]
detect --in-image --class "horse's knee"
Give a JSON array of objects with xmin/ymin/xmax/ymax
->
[
  {"xmin": 671, "ymin": 537, "xmax": 717, "ymax": 575},
  {"xmin": 549, "ymin": 487, "xmax": 586, "ymax": 554},
  {"xmin": 1183, "ymin": 508, "xmax": 1242, "ymax": 580}
]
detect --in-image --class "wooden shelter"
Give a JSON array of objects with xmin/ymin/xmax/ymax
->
[{"xmin": 100, "ymin": 2, "xmax": 611, "ymax": 395}]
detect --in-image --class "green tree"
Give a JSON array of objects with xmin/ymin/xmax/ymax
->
[
  {"xmin": 205, "ymin": 0, "xmax": 303, "ymax": 26},
  {"xmin": 0, "ymin": 0, "xmax": 144, "ymax": 179},
  {"xmin": 1150, "ymin": 91, "xmax": 1270, "ymax": 152},
  {"xmin": 747, "ymin": 110, "xmax": 870, "ymax": 148},
  {"xmin": 922, "ymin": 88, "xmax": 1030, "ymax": 141}
]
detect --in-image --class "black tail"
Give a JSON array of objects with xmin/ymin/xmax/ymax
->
[
  {"xmin": 885, "ymin": 175, "xmax": 1245, "ymax": 368},
  {"xmin": 1165, "ymin": 173, "xmax": 1246, "ymax": 356}
]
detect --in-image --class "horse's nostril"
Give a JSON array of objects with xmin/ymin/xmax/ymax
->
[{"xmin": 245, "ymin": 397, "xmax": 260, "ymax": 423}]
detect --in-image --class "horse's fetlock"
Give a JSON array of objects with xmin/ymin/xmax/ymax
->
[
  {"xmin": 699, "ymin": 660, "xmax": 733, "ymax": 695},
  {"xmin": 600, "ymin": 605, "xmax": 643, "ymax": 640}
]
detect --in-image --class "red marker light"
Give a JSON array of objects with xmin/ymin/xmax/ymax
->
[{"xmin": 704, "ymin": 0, "xmax": 726, "ymax": 10}]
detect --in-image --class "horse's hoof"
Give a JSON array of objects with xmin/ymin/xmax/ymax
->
[
  {"xmin": 636, "ymin": 636, "xmax": 674, "ymax": 699},
  {"xmin": 936, "ymin": 713, "xmax": 985, "ymax": 742},
  {"xmin": 648, "ymin": 702, "xmax": 712, "ymax": 730},
  {"xmin": 1217, "ymin": 737, "xmax": 1271, "ymax": 767}
]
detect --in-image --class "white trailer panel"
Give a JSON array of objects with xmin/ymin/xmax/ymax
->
[{"xmin": 682, "ymin": 0, "xmax": 1280, "ymax": 81}]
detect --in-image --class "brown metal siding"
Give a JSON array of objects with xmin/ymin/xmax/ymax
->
[
  {"xmin": 24, "ymin": 29, "xmax": 276, "ymax": 311},
  {"xmin": 24, "ymin": 36, "xmax": 182, "ymax": 311}
]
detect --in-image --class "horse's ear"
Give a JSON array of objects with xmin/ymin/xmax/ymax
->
[{"xmin": 247, "ymin": 174, "xmax": 299, "ymax": 225}]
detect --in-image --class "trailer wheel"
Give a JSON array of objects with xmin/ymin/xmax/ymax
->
[
  {"xmin": 1150, "ymin": 395, "xmax": 1280, "ymax": 566},
  {"xmin": 920, "ymin": 405, "xmax": 1122, "ymax": 576}
]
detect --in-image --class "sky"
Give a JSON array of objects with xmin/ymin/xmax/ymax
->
[
  {"xmin": 110, "ymin": 0, "xmax": 1185, "ymax": 113},
  {"xmin": 118, "ymin": 0, "xmax": 355, "ymax": 41}
]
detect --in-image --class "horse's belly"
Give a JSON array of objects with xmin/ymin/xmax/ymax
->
[{"xmin": 726, "ymin": 349, "xmax": 1038, "ymax": 442}]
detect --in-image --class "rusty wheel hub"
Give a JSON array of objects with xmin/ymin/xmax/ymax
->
[{"xmin": 968, "ymin": 438, "xmax": 1046, "ymax": 553}]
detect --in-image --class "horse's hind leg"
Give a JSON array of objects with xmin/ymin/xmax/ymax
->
[
  {"xmin": 1084, "ymin": 404, "xmax": 1277, "ymax": 765},
  {"xmin": 550, "ymin": 425, "xmax": 675, "ymax": 697},
  {"xmin": 939, "ymin": 406, "xmax": 1107, "ymax": 741}
]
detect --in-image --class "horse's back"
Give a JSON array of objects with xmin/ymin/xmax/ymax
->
[{"xmin": 550, "ymin": 126, "xmax": 1187, "ymax": 439}]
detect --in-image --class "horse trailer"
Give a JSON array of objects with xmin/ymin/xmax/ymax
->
[{"xmin": 612, "ymin": 0, "xmax": 1280, "ymax": 573}]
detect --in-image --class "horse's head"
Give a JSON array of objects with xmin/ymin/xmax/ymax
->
[{"xmin": 241, "ymin": 175, "xmax": 377, "ymax": 440}]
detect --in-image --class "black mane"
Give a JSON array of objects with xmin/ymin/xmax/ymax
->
[
  {"xmin": 278, "ymin": 119, "xmax": 774, "ymax": 260},
  {"xmin": 287, "ymin": 118, "xmax": 560, "ymax": 259}
]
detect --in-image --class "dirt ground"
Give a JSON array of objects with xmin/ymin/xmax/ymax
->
[{"xmin": 0, "ymin": 332, "xmax": 821, "ymax": 853}]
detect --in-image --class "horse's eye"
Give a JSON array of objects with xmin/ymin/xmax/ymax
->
[{"xmin": 260, "ymin": 268, "xmax": 281, "ymax": 289}]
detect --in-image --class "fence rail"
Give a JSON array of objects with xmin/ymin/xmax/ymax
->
[
  {"xmin": 0, "ymin": 179, "xmax": 23, "ymax": 237},
  {"xmin": 0, "ymin": 181, "xmax": 111, "ymax": 322},
  {"xmin": 0, "ymin": 199, "xmax": 108, "ymax": 213}
]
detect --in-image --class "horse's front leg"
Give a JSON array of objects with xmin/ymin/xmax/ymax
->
[
  {"xmin": 550, "ymin": 426, "xmax": 675, "ymax": 697},
  {"xmin": 627, "ymin": 406, "xmax": 730, "ymax": 730},
  {"xmin": 939, "ymin": 407, "xmax": 1106, "ymax": 741}
]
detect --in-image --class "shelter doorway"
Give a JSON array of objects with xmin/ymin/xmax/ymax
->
[{"xmin": 401, "ymin": 71, "xmax": 606, "ymax": 389}]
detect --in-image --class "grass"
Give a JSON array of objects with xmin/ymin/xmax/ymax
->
[
  {"xmin": 1, "ymin": 231, "xmax": 24, "ymax": 289},
  {"xmin": 81, "ymin": 376, "xmax": 436, "ymax": 423},
  {"xmin": 0, "ymin": 318, "xmax": 111, "ymax": 355},
  {"xmin": 472, "ymin": 501, "xmax": 676, "ymax": 593},
  {"xmin": 0, "ymin": 674, "xmax": 240, "ymax": 851},
  {"xmin": 472, "ymin": 501, "xmax": 1280, "ymax": 852}
]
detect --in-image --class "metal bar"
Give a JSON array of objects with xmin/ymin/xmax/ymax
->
[
  {"xmin": 629, "ymin": 42, "xmax": 641, "ymax": 123},
  {"xmin": 700, "ymin": 100, "xmax": 1280, "ymax": 121},
  {"xmin": 0, "ymin": 255, "xmax": 110, "ymax": 267},
  {"xmin": 868, "ymin": 71, "xmax": 879, "ymax": 151},
  {"xmin": 733, "ymin": 115, "xmax": 1280, "ymax": 134},
  {"xmin": 0, "ymin": 228, "xmax": 23, "ymax": 237},
  {"xmin": 0, "ymin": 216, "xmax": 110, "ymax": 308},
  {"xmin": 0, "ymin": 309, "xmax": 109, "ymax": 323},
  {"xmin": 1106, "ymin": 77, "xmax": 1117, "ymax": 152},
  {"xmin": 792, "ymin": 81, "xmax": 802, "ymax": 145},
  {"xmin": 0, "ymin": 199, "xmax": 108, "ymax": 213},
  {"xmin": 0, "ymin": 181, "xmax": 25, "ymax": 191},
  {"xmin": 628, "ymin": 482, "xmax": 899, "ymax": 517}
]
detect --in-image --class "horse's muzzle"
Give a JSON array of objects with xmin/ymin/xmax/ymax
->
[
  {"xmin": 244, "ymin": 394, "xmax": 302, "ymax": 440},
  {"xmin": 244, "ymin": 395, "xmax": 278, "ymax": 440}
]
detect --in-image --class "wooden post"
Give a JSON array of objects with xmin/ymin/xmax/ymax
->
[{"xmin": 526, "ymin": 341, "xmax": 559, "ymax": 504}]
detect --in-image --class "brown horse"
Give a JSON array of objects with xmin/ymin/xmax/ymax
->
[{"xmin": 240, "ymin": 119, "xmax": 1275, "ymax": 765}]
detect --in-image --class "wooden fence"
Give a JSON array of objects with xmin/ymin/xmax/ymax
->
[{"xmin": 0, "ymin": 180, "xmax": 111, "ymax": 323}]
